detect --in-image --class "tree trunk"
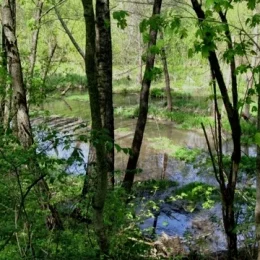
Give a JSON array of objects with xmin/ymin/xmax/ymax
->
[
  {"xmin": 29, "ymin": 0, "xmax": 43, "ymax": 79},
  {"xmin": 160, "ymin": 32, "xmax": 172, "ymax": 111},
  {"xmin": 255, "ymin": 35, "xmax": 260, "ymax": 259},
  {"xmin": 27, "ymin": 0, "xmax": 43, "ymax": 105},
  {"xmin": 1, "ymin": 25, "xmax": 10, "ymax": 129},
  {"xmin": 54, "ymin": 3, "xmax": 85, "ymax": 59},
  {"xmin": 244, "ymin": 22, "xmax": 258, "ymax": 118},
  {"xmin": 81, "ymin": 0, "xmax": 109, "ymax": 255},
  {"xmin": 138, "ymin": 30, "xmax": 143, "ymax": 85},
  {"xmin": 122, "ymin": 0, "xmax": 162, "ymax": 192},
  {"xmin": 190, "ymin": 1, "xmax": 241, "ymax": 258},
  {"xmin": 2, "ymin": 0, "xmax": 63, "ymax": 230},
  {"xmin": 2, "ymin": 0, "xmax": 33, "ymax": 147},
  {"xmin": 256, "ymin": 85, "xmax": 260, "ymax": 260},
  {"xmin": 96, "ymin": 0, "xmax": 114, "ymax": 187}
]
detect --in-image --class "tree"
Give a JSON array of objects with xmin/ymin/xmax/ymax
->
[
  {"xmin": 256, "ymin": 74, "xmax": 260, "ymax": 260},
  {"xmin": 28, "ymin": 0, "xmax": 44, "ymax": 104},
  {"xmin": 96, "ymin": 0, "xmax": 114, "ymax": 187},
  {"xmin": 160, "ymin": 31, "xmax": 172, "ymax": 111},
  {"xmin": 54, "ymin": 0, "xmax": 114, "ymax": 190},
  {"xmin": 190, "ymin": 0, "xmax": 243, "ymax": 257},
  {"xmin": 0, "ymin": 21, "xmax": 9, "ymax": 129},
  {"xmin": 2, "ymin": 0, "xmax": 63, "ymax": 230},
  {"xmin": 123, "ymin": 0, "xmax": 163, "ymax": 192},
  {"xmin": 81, "ymin": 0, "xmax": 109, "ymax": 256}
]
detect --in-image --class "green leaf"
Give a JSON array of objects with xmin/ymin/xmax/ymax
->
[
  {"xmin": 247, "ymin": 0, "xmax": 256, "ymax": 10},
  {"xmin": 140, "ymin": 19, "xmax": 148, "ymax": 33},
  {"xmin": 113, "ymin": 10, "xmax": 129, "ymax": 30},
  {"xmin": 205, "ymin": 0, "xmax": 214, "ymax": 8},
  {"xmin": 254, "ymin": 132, "xmax": 260, "ymax": 146},
  {"xmin": 149, "ymin": 45, "xmax": 161, "ymax": 54},
  {"xmin": 188, "ymin": 48, "xmax": 194, "ymax": 58}
]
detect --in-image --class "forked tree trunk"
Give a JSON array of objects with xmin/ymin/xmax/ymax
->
[
  {"xmin": 122, "ymin": 0, "xmax": 163, "ymax": 192},
  {"xmin": 81, "ymin": 0, "xmax": 109, "ymax": 255},
  {"xmin": 55, "ymin": 0, "xmax": 114, "ymax": 191}
]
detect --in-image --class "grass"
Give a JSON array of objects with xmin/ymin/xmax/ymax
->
[
  {"xmin": 115, "ymin": 105, "xmax": 139, "ymax": 118},
  {"xmin": 65, "ymin": 94, "xmax": 89, "ymax": 101},
  {"xmin": 134, "ymin": 179, "xmax": 178, "ymax": 193},
  {"xmin": 148, "ymin": 137, "xmax": 202, "ymax": 163}
]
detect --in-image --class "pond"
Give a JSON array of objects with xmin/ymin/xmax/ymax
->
[{"xmin": 38, "ymin": 93, "xmax": 253, "ymax": 254}]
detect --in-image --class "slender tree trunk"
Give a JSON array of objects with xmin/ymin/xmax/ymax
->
[
  {"xmin": 81, "ymin": 0, "xmax": 109, "ymax": 255},
  {"xmin": 254, "ymin": 21, "xmax": 260, "ymax": 259},
  {"xmin": 244, "ymin": 22, "xmax": 258, "ymax": 118},
  {"xmin": 27, "ymin": 0, "xmax": 43, "ymax": 105},
  {"xmin": 256, "ymin": 81, "xmax": 260, "ymax": 260},
  {"xmin": 1, "ymin": 25, "xmax": 10, "ymax": 128},
  {"xmin": 29, "ymin": 1, "xmax": 43, "ymax": 79},
  {"xmin": 122, "ymin": 0, "xmax": 162, "ymax": 192},
  {"xmin": 191, "ymin": 1, "xmax": 241, "ymax": 258},
  {"xmin": 54, "ymin": 3, "xmax": 85, "ymax": 59},
  {"xmin": 138, "ymin": 30, "xmax": 143, "ymax": 85},
  {"xmin": 160, "ymin": 32, "xmax": 172, "ymax": 111},
  {"xmin": 96, "ymin": 0, "xmax": 114, "ymax": 187},
  {"xmin": 2, "ymin": 0, "xmax": 63, "ymax": 230}
]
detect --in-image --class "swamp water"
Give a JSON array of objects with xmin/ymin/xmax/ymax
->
[{"xmin": 34, "ymin": 94, "xmax": 254, "ymax": 253}]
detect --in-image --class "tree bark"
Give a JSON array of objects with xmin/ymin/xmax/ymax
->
[
  {"xmin": 27, "ymin": 0, "xmax": 44, "ymax": 107},
  {"xmin": 29, "ymin": 1, "xmax": 43, "ymax": 80},
  {"xmin": 254, "ymin": 17, "xmax": 260, "ymax": 260},
  {"xmin": 81, "ymin": 0, "xmax": 109, "ymax": 255},
  {"xmin": 244, "ymin": 21, "xmax": 258, "ymax": 118},
  {"xmin": 122, "ymin": 0, "xmax": 162, "ymax": 192},
  {"xmin": 138, "ymin": 30, "xmax": 143, "ymax": 84},
  {"xmin": 96, "ymin": 0, "xmax": 114, "ymax": 187},
  {"xmin": 160, "ymin": 32, "xmax": 172, "ymax": 111},
  {"xmin": 256, "ymin": 80, "xmax": 260, "ymax": 260},
  {"xmin": 2, "ymin": 0, "xmax": 33, "ymax": 147},
  {"xmin": 1, "ymin": 24, "xmax": 10, "ymax": 129}
]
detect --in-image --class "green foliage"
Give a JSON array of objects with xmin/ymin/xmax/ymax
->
[
  {"xmin": 174, "ymin": 147, "xmax": 201, "ymax": 163},
  {"xmin": 149, "ymin": 137, "xmax": 202, "ymax": 163},
  {"xmin": 240, "ymin": 156, "xmax": 256, "ymax": 178},
  {"xmin": 45, "ymin": 73, "xmax": 87, "ymax": 91},
  {"xmin": 134, "ymin": 179, "xmax": 178, "ymax": 193},
  {"xmin": 113, "ymin": 11, "xmax": 129, "ymax": 30},
  {"xmin": 168, "ymin": 182, "xmax": 217, "ymax": 212},
  {"xmin": 114, "ymin": 105, "xmax": 139, "ymax": 118},
  {"xmin": 150, "ymin": 87, "xmax": 164, "ymax": 98},
  {"xmin": 65, "ymin": 94, "xmax": 89, "ymax": 101},
  {"xmin": 254, "ymin": 132, "xmax": 260, "ymax": 146},
  {"xmin": 140, "ymin": 14, "xmax": 164, "ymax": 34},
  {"xmin": 241, "ymin": 121, "xmax": 257, "ymax": 145},
  {"xmin": 144, "ymin": 67, "xmax": 163, "ymax": 81}
]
